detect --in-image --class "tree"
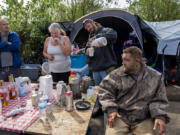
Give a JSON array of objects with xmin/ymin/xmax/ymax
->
[
  {"xmin": 64, "ymin": 0, "xmax": 103, "ymax": 21},
  {"xmin": 127, "ymin": 0, "xmax": 180, "ymax": 21},
  {"xmin": 0, "ymin": 0, "xmax": 119, "ymax": 63},
  {"xmin": 0, "ymin": 0, "xmax": 69, "ymax": 62}
]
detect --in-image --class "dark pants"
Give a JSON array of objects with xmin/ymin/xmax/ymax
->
[
  {"xmin": 51, "ymin": 71, "xmax": 70, "ymax": 84},
  {"xmin": 0, "ymin": 67, "xmax": 21, "ymax": 81}
]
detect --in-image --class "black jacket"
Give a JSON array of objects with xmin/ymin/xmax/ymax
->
[{"xmin": 87, "ymin": 26, "xmax": 117, "ymax": 71}]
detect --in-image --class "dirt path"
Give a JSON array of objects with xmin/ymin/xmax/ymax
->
[{"xmin": 89, "ymin": 101, "xmax": 180, "ymax": 135}]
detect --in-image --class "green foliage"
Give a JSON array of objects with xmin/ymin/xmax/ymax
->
[
  {"xmin": 127, "ymin": 0, "xmax": 180, "ymax": 21},
  {"xmin": 65, "ymin": 0, "xmax": 103, "ymax": 21},
  {"xmin": 0, "ymin": 0, "xmax": 69, "ymax": 62},
  {"xmin": 0, "ymin": 0, "xmax": 179, "ymax": 64},
  {"xmin": 0, "ymin": 0, "xmax": 105, "ymax": 63}
]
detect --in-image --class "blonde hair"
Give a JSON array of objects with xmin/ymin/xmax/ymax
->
[
  {"xmin": 60, "ymin": 29, "xmax": 66, "ymax": 36},
  {"xmin": 48, "ymin": 23, "xmax": 66, "ymax": 36}
]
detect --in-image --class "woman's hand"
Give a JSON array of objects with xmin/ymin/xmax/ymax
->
[
  {"xmin": 52, "ymin": 38, "xmax": 61, "ymax": 46},
  {"xmin": 54, "ymin": 38, "xmax": 61, "ymax": 45},
  {"xmin": 47, "ymin": 54, "xmax": 54, "ymax": 61}
]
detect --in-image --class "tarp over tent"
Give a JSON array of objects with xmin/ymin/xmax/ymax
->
[{"xmin": 145, "ymin": 20, "xmax": 180, "ymax": 55}]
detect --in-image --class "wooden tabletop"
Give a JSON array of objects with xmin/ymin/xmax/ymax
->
[{"xmin": 25, "ymin": 86, "xmax": 99, "ymax": 135}]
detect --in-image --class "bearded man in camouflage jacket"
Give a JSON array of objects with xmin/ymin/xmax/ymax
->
[{"xmin": 99, "ymin": 46, "xmax": 169, "ymax": 135}]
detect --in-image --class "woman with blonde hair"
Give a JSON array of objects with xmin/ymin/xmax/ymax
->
[{"xmin": 43, "ymin": 23, "xmax": 71, "ymax": 84}]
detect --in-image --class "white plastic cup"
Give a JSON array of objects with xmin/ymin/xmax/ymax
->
[
  {"xmin": 89, "ymin": 48, "xmax": 94, "ymax": 56},
  {"xmin": 91, "ymin": 37, "xmax": 107, "ymax": 47}
]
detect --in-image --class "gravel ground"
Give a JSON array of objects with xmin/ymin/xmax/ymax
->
[{"xmin": 89, "ymin": 101, "xmax": 180, "ymax": 135}]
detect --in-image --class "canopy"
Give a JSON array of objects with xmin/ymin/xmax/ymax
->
[{"xmin": 145, "ymin": 20, "xmax": 180, "ymax": 55}]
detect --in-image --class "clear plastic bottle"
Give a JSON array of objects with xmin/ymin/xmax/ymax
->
[
  {"xmin": 42, "ymin": 94, "xmax": 49, "ymax": 103},
  {"xmin": 18, "ymin": 82, "xmax": 25, "ymax": 97},
  {"xmin": 86, "ymin": 86, "xmax": 95, "ymax": 103},
  {"xmin": 38, "ymin": 97, "xmax": 47, "ymax": 121}
]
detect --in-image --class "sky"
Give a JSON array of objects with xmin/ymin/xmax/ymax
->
[
  {"xmin": 109, "ymin": 0, "xmax": 129, "ymax": 8},
  {"xmin": 0, "ymin": 0, "xmax": 129, "ymax": 8}
]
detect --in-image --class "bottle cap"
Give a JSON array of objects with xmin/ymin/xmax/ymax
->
[
  {"xmin": 88, "ymin": 86, "xmax": 93, "ymax": 90},
  {"xmin": 66, "ymin": 91, "xmax": 72, "ymax": 96},
  {"xmin": 71, "ymin": 71, "xmax": 75, "ymax": 75}
]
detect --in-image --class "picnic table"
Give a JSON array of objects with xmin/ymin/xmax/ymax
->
[{"xmin": 0, "ymin": 84, "xmax": 98, "ymax": 135}]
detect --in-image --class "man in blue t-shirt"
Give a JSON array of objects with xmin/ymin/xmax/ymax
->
[{"xmin": 0, "ymin": 19, "xmax": 22, "ymax": 81}]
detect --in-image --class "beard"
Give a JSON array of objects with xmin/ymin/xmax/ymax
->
[
  {"xmin": 90, "ymin": 25, "xmax": 96, "ymax": 34},
  {"xmin": 123, "ymin": 64, "xmax": 137, "ymax": 74}
]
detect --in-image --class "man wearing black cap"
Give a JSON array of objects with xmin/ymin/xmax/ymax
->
[{"xmin": 83, "ymin": 19, "xmax": 117, "ymax": 85}]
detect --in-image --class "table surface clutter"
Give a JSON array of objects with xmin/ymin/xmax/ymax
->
[
  {"xmin": 0, "ymin": 83, "xmax": 98, "ymax": 135},
  {"xmin": 0, "ymin": 91, "xmax": 40, "ymax": 133}
]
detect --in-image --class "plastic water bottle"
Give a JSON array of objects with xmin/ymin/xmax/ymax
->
[
  {"xmin": 87, "ymin": 86, "xmax": 95, "ymax": 103},
  {"xmin": 91, "ymin": 37, "xmax": 107, "ymax": 47},
  {"xmin": 19, "ymin": 82, "xmax": 25, "ymax": 97},
  {"xmin": 38, "ymin": 97, "xmax": 47, "ymax": 121},
  {"xmin": 42, "ymin": 94, "xmax": 49, "ymax": 103}
]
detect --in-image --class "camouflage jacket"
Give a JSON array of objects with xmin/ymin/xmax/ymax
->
[{"xmin": 99, "ymin": 64, "xmax": 170, "ymax": 125}]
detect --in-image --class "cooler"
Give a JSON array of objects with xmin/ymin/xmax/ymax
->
[
  {"xmin": 70, "ymin": 54, "xmax": 86, "ymax": 69},
  {"xmin": 71, "ymin": 64, "xmax": 89, "ymax": 78}
]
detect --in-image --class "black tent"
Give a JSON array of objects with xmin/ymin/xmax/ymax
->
[
  {"xmin": 43, "ymin": 9, "xmax": 180, "ymax": 82},
  {"xmin": 44, "ymin": 9, "xmax": 158, "ymax": 65},
  {"xmin": 43, "ymin": 9, "xmax": 158, "ymax": 61},
  {"xmin": 70, "ymin": 9, "xmax": 144, "ymax": 50},
  {"xmin": 69, "ymin": 9, "xmax": 160, "ymax": 65}
]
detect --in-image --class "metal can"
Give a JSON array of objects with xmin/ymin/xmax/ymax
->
[
  {"xmin": 65, "ymin": 91, "xmax": 73, "ymax": 112},
  {"xmin": 56, "ymin": 81, "xmax": 67, "ymax": 108},
  {"xmin": 81, "ymin": 76, "xmax": 91, "ymax": 93},
  {"xmin": 56, "ymin": 82, "xmax": 63, "ymax": 100},
  {"xmin": 69, "ymin": 76, "xmax": 81, "ymax": 99},
  {"xmin": 32, "ymin": 93, "xmax": 38, "ymax": 106}
]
